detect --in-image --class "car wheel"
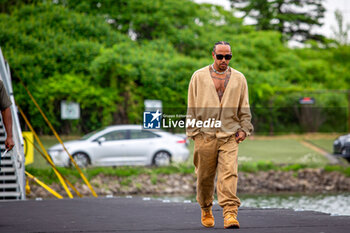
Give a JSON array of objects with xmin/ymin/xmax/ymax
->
[
  {"xmin": 153, "ymin": 151, "xmax": 171, "ymax": 167},
  {"xmin": 72, "ymin": 152, "xmax": 90, "ymax": 168},
  {"xmin": 341, "ymin": 148, "xmax": 348, "ymax": 156}
]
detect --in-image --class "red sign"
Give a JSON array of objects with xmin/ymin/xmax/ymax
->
[{"xmin": 299, "ymin": 97, "xmax": 315, "ymax": 104}]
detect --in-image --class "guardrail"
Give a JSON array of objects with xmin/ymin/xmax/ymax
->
[{"xmin": 0, "ymin": 47, "xmax": 25, "ymax": 200}]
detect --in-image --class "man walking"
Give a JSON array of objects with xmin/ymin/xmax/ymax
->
[
  {"xmin": 186, "ymin": 41, "xmax": 253, "ymax": 228},
  {"xmin": 0, "ymin": 79, "xmax": 14, "ymax": 152}
]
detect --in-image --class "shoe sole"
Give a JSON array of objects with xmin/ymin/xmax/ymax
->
[
  {"xmin": 224, "ymin": 224, "xmax": 240, "ymax": 229},
  {"xmin": 203, "ymin": 225, "xmax": 215, "ymax": 228},
  {"xmin": 202, "ymin": 223, "xmax": 215, "ymax": 228}
]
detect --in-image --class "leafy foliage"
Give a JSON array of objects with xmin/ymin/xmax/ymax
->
[{"xmin": 230, "ymin": 0, "xmax": 326, "ymax": 42}]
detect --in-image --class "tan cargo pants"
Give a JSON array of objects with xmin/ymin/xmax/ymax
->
[{"xmin": 193, "ymin": 132, "xmax": 240, "ymax": 217}]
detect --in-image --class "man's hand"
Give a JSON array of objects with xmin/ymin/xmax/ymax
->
[
  {"xmin": 1, "ymin": 107, "xmax": 14, "ymax": 151},
  {"xmin": 235, "ymin": 130, "xmax": 246, "ymax": 144},
  {"xmin": 5, "ymin": 136, "xmax": 14, "ymax": 151}
]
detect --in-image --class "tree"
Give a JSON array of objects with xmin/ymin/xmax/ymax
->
[
  {"xmin": 331, "ymin": 9, "xmax": 350, "ymax": 45},
  {"xmin": 230, "ymin": 0, "xmax": 326, "ymax": 42},
  {"xmin": 55, "ymin": 0, "xmax": 246, "ymax": 57},
  {"xmin": 0, "ymin": 0, "xmax": 38, "ymax": 13},
  {"xmin": 0, "ymin": 3, "xmax": 129, "ymax": 133}
]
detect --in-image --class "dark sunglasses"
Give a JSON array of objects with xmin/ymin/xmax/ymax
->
[{"xmin": 215, "ymin": 54, "xmax": 232, "ymax": 60}]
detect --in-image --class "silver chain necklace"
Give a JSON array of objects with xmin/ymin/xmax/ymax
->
[{"xmin": 211, "ymin": 64, "xmax": 229, "ymax": 75}]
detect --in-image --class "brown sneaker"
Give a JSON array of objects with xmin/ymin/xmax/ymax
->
[
  {"xmin": 201, "ymin": 208, "xmax": 215, "ymax": 228},
  {"xmin": 224, "ymin": 214, "xmax": 240, "ymax": 229}
]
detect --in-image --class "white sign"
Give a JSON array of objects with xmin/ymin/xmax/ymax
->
[
  {"xmin": 61, "ymin": 101, "xmax": 80, "ymax": 120},
  {"xmin": 144, "ymin": 99, "xmax": 162, "ymax": 112}
]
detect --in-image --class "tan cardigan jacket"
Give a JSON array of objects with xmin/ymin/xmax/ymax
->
[{"xmin": 186, "ymin": 65, "xmax": 254, "ymax": 139}]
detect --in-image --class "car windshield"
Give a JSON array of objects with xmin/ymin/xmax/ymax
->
[{"xmin": 81, "ymin": 127, "xmax": 107, "ymax": 140}]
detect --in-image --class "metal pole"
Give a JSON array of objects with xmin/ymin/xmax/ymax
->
[{"xmin": 348, "ymin": 91, "xmax": 350, "ymax": 133}]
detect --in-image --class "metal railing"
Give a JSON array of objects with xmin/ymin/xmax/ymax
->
[{"xmin": 0, "ymin": 47, "xmax": 25, "ymax": 200}]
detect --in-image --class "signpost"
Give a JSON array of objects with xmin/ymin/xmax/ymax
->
[
  {"xmin": 299, "ymin": 97, "xmax": 315, "ymax": 105},
  {"xmin": 144, "ymin": 99, "xmax": 162, "ymax": 112},
  {"xmin": 61, "ymin": 101, "xmax": 80, "ymax": 120},
  {"xmin": 270, "ymin": 90, "xmax": 350, "ymax": 133}
]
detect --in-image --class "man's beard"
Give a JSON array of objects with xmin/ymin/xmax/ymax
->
[{"xmin": 218, "ymin": 63, "xmax": 227, "ymax": 71}]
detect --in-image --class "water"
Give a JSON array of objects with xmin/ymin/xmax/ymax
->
[
  {"xmin": 138, "ymin": 193, "xmax": 350, "ymax": 216},
  {"xmin": 240, "ymin": 193, "xmax": 350, "ymax": 216}
]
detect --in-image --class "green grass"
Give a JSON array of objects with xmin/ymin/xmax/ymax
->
[
  {"xmin": 186, "ymin": 138, "xmax": 329, "ymax": 166},
  {"xmin": 26, "ymin": 163, "xmax": 196, "ymax": 184},
  {"xmin": 324, "ymin": 165, "xmax": 350, "ymax": 176},
  {"xmin": 306, "ymin": 139, "xmax": 335, "ymax": 153},
  {"xmin": 237, "ymin": 139, "xmax": 329, "ymax": 165},
  {"xmin": 239, "ymin": 161, "xmax": 317, "ymax": 173}
]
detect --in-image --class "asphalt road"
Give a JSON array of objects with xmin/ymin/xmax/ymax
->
[{"xmin": 1, "ymin": 197, "xmax": 350, "ymax": 233}]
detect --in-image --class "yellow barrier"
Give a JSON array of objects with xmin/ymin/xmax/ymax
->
[
  {"xmin": 25, "ymin": 171, "xmax": 63, "ymax": 199},
  {"xmin": 23, "ymin": 131, "xmax": 34, "ymax": 165},
  {"xmin": 27, "ymin": 137, "xmax": 82, "ymax": 197},
  {"xmin": 18, "ymin": 106, "xmax": 74, "ymax": 198},
  {"xmin": 25, "ymin": 179, "xmax": 30, "ymax": 195},
  {"xmin": 18, "ymin": 76, "xmax": 98, "ymax": 197}
]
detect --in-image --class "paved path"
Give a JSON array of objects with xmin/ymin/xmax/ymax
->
[
  {"xmin": 1, "ymin": 197, "xmax": 350, "ymax": 233},
  {"xmin": 301, "ymin": 139, "xmax": 340, "ymax": 164}
]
